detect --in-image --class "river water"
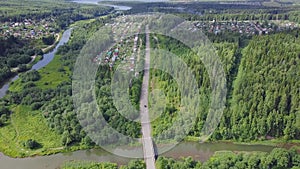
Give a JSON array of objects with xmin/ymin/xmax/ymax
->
[
  {"xmin": 0, "ymin": 28, "xmax": 72, "ymax": 99},
  {"xmin": 72, "ymin": 0, "xmax": 132, "ymax": 10},
  {"xmin": 0, "ymin": 141, "xmax": 275, "ymax": 169},
  {"xmin": 0, "ymin": 2, "xmax": 279, "ymax": 169}
]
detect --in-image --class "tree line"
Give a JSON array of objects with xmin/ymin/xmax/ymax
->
[
  {"xmin": 0, "ymin": 0, "xmax": 113, "ymax": 23},
  {"xmin": 149, "ymin": 29, "xmax": 300, "ymax": 142},
  {"xmin": 0, "ymin": 36, "xmax": 42, "ymax": 82}
]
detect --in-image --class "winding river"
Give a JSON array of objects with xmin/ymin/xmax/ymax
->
[
  {"xmin": 0, "ymin": 0, "xmax": 129, "ymax": 98},
  {"xmin": 0, "ymin": 28, "xmax": 72, "ymax": 99},
  {"xmin": 0, "ymin": 1, "xmax": 280, "ymax": 169}
]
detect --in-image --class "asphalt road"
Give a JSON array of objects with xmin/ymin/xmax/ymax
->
[{"xmin": 140, "ymin": 25, "xmax": 156, "ymax": 169}]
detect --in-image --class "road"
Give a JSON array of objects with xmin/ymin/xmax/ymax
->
[
  {"xmin": 42, "ymin": 33, "xmax": 60, "ymax": 53},
  {"xmin": 140, "ymin": 25, "xmax": 156, "ymax": 169}
]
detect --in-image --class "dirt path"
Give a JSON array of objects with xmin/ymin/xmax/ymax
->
[{"xmin": 42, "ymin": 33, "xmax": 60, "ymax": 53}]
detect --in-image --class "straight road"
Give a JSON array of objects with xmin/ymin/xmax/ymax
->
[{"xmin": 140, "ymin": 25, "xmax": 156, "ymax": 169}]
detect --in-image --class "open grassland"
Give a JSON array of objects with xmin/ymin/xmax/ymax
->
[
  {"xmin": 70, "ymin": 18, "xmax": 96, "ymax": 28},
  {"xmin": 35, "ymin": 55, "xmax": 71, "ymax": 89},
  {"xmin": 0, "ymin": 105, "xmax": 62, "ymax": 157}
]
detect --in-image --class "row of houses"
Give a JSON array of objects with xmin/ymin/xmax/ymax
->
[
  {"xmin": 93, "ymin": 16, "xmax": 142, "ymax": 74},
  {"xmin": 194, "ymin": 20, "xmax": 298, "ymax": 35},
  {"xmin": 0, "ymin": 18, "xmax": 57, "ymax": 39}
]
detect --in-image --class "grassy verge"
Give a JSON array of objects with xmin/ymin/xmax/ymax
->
[{"xmin": 0, "ymin": 105, "xmax": 63, "ymax": 157}]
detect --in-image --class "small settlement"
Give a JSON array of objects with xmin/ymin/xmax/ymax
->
[
  {"xmin": 92, "ymin": 16, "xmax": 142, "ymax": 75},
  {"xmin": 194, "ymin": 20, "xmax": 299, "ymax": 35},
  {"xmin": 0, "ymin": 18, "xmax": 57, "ymax": 39}
]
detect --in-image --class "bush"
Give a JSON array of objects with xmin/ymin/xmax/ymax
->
[
  {"xmin": 23, "ymin": 139, "xmax": 41, "ymax": 149},
  {"xmin": 20, "ymin": 70, "xmax": 41, "ymax": 83},
  {"xmin": 42, "ymin": 35, "xmax": 55, "ymax": 45},
  {"xmin": 18, "ymin": 64, "xmax": 29, "ymax": 72}
]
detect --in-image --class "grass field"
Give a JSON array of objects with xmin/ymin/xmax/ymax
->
[
  {"xmin": 9, "ymin": 54, "xmax": 70, "ymax": 92},
  {"xmin": 70, "ymin": 18, "xmax": 96, "ymax": 27},
  {"xmin": 0, "ymin": 105, "xmax": 62, "ymax": 157},
  {"xmin": 35, "ymin": 55, "xmax": 71, "ymax": 89}
]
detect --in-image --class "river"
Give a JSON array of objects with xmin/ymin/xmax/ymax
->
[
  {"xmin": 72, "ymin": 0, "xmax": 132, "ymax": 10},
  {"xmin": 0, "ymin": 2, "xmax": 279, "ymax": 169},
  {"xmin": 0, "ymin": 141, "xmax": 275, "ymax": 169},
  {"xmin": 0, "ymin": 28, "xmax": 72, "ymax": 99}
]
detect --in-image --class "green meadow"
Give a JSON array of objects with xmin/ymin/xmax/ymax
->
[
  {"xmin": 9, "ymin": 54, "xmax": 70, "ymax": 92},
  {"xmin": 0, "ymin": 105, "xmax": 62, "ymax": 157}
]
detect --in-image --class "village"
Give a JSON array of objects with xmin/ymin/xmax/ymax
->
[
  {"xmin": 91, "ymin": 16, "xmax": 300, "ymax": 74},
  {"xmin": 194, "ymin": 19, "xmax": 299, "ymax": 35},
  {"xmin": 0, "ymin": 17, "xmax": 57, "ymax": 39},
  {"xmin": 93, "ymin": 15, "xmax": 143, "ymax": 77}
]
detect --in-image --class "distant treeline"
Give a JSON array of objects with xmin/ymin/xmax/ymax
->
[
  {"xmin": 116, "ymin": 1, "xmax": 300, "ymax": 23},
  {"xmin": 0, "ymin": 0, "xmax": 113, "ymax": 24}
]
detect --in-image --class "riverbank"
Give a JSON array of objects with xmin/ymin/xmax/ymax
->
[
  {"xmin": 0, "ymin": 8, "xmax": 299, "ymax": 168},
  {"xmin": 0, "ymin": 32, "xmax": 62, "ymax": 96},
  {"xmin": 1, "ymin": 34, "xmax": 299, "ymax": 162},
  {"xmin": 1, "ymin": 126, "xmax": 299, "ymax": 159},
  {"xmin": 0, "ymin": 28, "xmax": 72, "ymax": 97},
  {"xmin": 0, "ymin": 105, "xmax": 62, "ymax": 158},
  {"xmin": 42, "ymin": 33, "xmax": 61, "ymax": 53},
  {"xmin": 9, "ymin": 33, "xmax": 61, "ymax": 74},
  {"xmin": 0, "ymin": 138, "xmax": 283, "ymax": 169},
  {"xmin": 185, "ymin": 136, "xmax": 300, "ymax": 151}
]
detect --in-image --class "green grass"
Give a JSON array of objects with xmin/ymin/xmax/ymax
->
[
  {"xmin": 70, "ymin": 18, "xmax": 96, "ymax": 27},
  {"xmin": 35, "ymin": 55, "xmax": 71, "ymax": 89},
  {"xmin": 9, "ymin": 54, "xmax": 70, "ymax": 92},
  {"xmin": 0, "ymin": 105, "xmax": 62, "ymax": 157}
]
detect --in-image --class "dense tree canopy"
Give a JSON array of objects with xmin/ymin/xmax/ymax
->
[
  {"xmin": 213, "ymin": 33, "xmax": 300, "ymax": 141},
  {"xmin": 148, "ymin": 28, "xmax": 300, "ymax": 142}
]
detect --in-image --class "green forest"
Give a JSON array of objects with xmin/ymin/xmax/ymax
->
[
  {"xmin": 0, "ymin": 0, "xmax": 112, "ymax": 84},
  {"xmin": 0, "ymin": 17, "xmax": 115, "ymax": 156},
  {"xmin": 148, "ymin": 29, "xmax": 300, "ymax": 142},
  {"xmin": 0, "ymin": 0, "xmax": 112, "ymax": 23},
  {"xmin": 214, "ymin": 32, "xmax": 300, "ymax": 141},
  {"xmin": 0, "ymin": 0, "xmax": 300, "ymax": 168}
]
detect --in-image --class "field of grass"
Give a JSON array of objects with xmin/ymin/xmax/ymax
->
[
  {"xmin": 0, "ymin": 105, "xmax": 62, "ymax": 157},
  {"xmin": 35, "ymin": 55, "xmax": 71, "ymax": 89},
  {"xmin": 70, "ymin": 18, "xmax": 96, "ymax": 27},
  {"xmin": 9, "ymin": 54, "xmax": 70, "ymax": 92}
]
